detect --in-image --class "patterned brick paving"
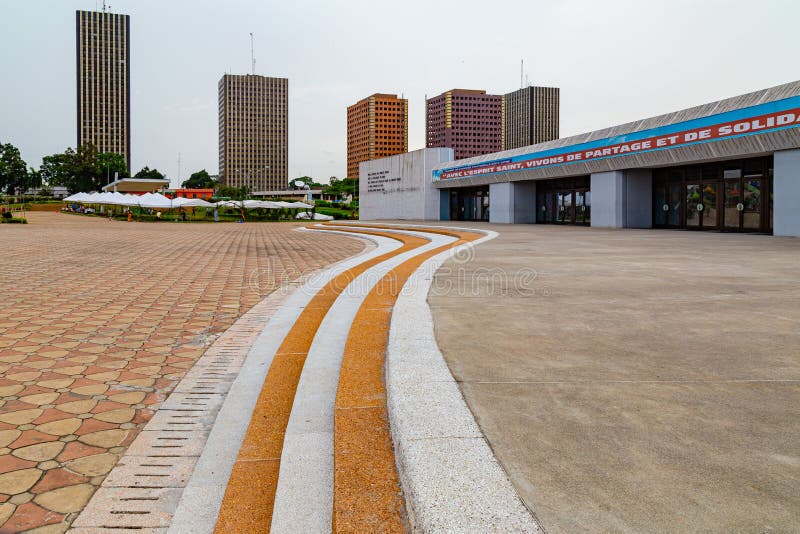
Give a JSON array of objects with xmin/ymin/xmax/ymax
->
[{"xmin": 0, "ymin": 212, "xmax": 364, "ymax": 532}]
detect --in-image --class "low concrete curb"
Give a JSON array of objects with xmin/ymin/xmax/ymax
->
[{"xmin": 386, "ymin": 228, "xmax": 543, "ymax": 532}]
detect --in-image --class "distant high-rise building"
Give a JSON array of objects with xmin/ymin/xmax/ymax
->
[
  {"xmin": 76, "ymin": 9, "xmax": 131, "ymax": 170},
  {"xmin": 347, "ymin": 93, "xmax": 408, "ymax": 179},
  {"xmin": 218, "ymin": 74, "xmax": 288, "ymax": 192},
  {"xmin": 503, "ymin": 85, "xmax": 559, "ymax": 150},
  {"xmin": 426, "ymin": 89, "xmax": 502, "ymax": 160}
]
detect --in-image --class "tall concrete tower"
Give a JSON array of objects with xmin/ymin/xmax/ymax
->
[
  {"xmin": 76, "ymin": 9, "xmax": 131, "ymax": 170},
  {"xmin": 218, "ymin": 74, "xmax": 289, "ymax": 192}
]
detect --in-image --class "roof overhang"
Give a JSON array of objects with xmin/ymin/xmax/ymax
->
[
  {"xmin": 433, "ymin": 80, "xmax": 800, "ymax": 188},
  {"xmin": 102, "ymin": 178, "xmax": 170, "ymax": 193}
]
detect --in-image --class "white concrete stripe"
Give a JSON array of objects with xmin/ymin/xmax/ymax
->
[
  {"xmin": 166, "ymin": 234, "xmax": 400, "ymax": 534},
  {"xmin": 271, "ymin": 227, "xmax": 456, "ymax": 533},
  {"xmin": 385, "ymin": 228, "xmax": 543, "ymax": 532}
]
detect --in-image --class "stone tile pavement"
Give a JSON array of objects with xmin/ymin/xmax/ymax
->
[{"xmin": 0, "ymin": 212, "xmax": 364, "ymax": 532}]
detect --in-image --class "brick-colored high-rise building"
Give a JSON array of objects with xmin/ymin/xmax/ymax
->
[
  {"xmin": 503, "ymin": 85, "xmax": 559, "ymax": 150},
  {"xmin": 347, "ymin": 93, "xmax": 408, "ymax": 178},
  {"xmin": 426, "ymin": 89, "xmax": 502, "ymax": 160},
  {"xmin": 218, "ymin": 74, "xmax": 288, "ymax": 192},
  {"xmin": 76, "ymin": 9, "xmax": 131, "ymax": 170}
]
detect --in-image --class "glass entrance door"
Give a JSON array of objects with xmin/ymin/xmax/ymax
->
[
  {"xmin": 655, "ymin": 183, "xmax": 682, "ymax": 227},
  {"xmin": 724, "ymin": 180, "xmax": 741, "ymax": 229},
  {"xmin": 450, "ymin": 187, "xmax": 490, "ymax": 221},
  {"xmin": 655, "ymin": 184, "xmax": 667, "ymax": 226},
  {"xmin": 535, "ymin": 176, "xmax": 591, "ymax": 226},
  {"xmin": 556, "ymin": 191, "xmax": 573, "ymax": 223},
  {"xmin": 742, "ymin": 178, "xmax": 762, "ymax": 230},
  {"xmin": 723, "ymin": 176, "xmax": 762, "ymax": 231},
  {"xmin": 702, "ymin": 183, "xmax": 719, "ymax": 229},
  {"xmin": 686, "ymin": 183, "xmax": 719, "ymax": 229},
  {"xmin": 686, "ymin": 184, "xmax": 701, "ymax": 228},
  {"xmin": 574, "ymin": 190, "xmax": 590, "ymax": 224},
  {"xmin": 653, "ymin": 157, "xmax": 773, "ymax": 233}
]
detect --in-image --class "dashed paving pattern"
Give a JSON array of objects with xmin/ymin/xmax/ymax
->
[{"xmin": 0, "ymin": 212, "xmax": 364, "ymax": 532}]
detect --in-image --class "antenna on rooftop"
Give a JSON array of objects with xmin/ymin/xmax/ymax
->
[
  {"xmin": 250, "ymin": 33, "xmax": 256, "ymax": 75},
  {"xmin": 103, "ymin": 0, "xmax": 110, "ymax": 12},
  {"xmin": 177, "ymin": 152, "xmax": 182, "ymax": 183},
  {"xmin": 520, "ymin": 59, "xmax": 523, "ymax": 89}
]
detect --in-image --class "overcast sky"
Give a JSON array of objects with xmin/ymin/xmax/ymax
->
[{"xmin": 1, "ymin": 0, "xmax": 797, "ymax": 186}]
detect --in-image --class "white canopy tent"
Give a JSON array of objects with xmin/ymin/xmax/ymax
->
[
  {"xmin": 173, "ymin": 197, "xmax": 215, "ymax": 208},
  {"xmin": 136, "ymin": 193, "xmax": 173, "ymax": 209},
  {"xmin": 63, "ymin": 192, "xmax": 89, "ymax": 202}
]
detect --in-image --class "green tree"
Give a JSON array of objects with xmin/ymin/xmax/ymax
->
[
  {"xmin": 27, "ymin": 167, "xmax": 42, "ymax": 190},
  {"xmin": 182, "ymin": 169, "xmax": 215, "ymax": 189},
  {"xmin": 40, "ymin": 150, "xmax": 74, "ymax": 188},
  {"xmin": 70, "ymin": 143, "xmax": 102, "ymax": 193},
  {"xmin": 134, "ymin": 166, "xmax": 165, "ymax": 180},
  {"xmin": 97, "ymin": 152, "xmax": 129, "ymax": 185},
  {"xmin": 216, "ymin": 185, "xmax": 238, "ymax": 198},
  {"xmin": 323, "ymin": 176, "xmax": 358, "ymax": 199},
  {"xmin": 216, "ymin": 185, "xmax": 250, "ymax": 199},
  {"xmin": 38, "ymin": 143, "xmax": 127, "ymax": 194},
  {"xmin": 0, "ymin": 142, "xmax": 29, "ymax": 194}
]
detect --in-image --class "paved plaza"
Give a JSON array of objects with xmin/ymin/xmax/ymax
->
[
  {"xmin": 0, "ymin": 212, "xmax": 363, "ymax": 532},
  {"xmin": 2, "ymin": 214, "xmax": 799, "ymax": 533},
  {"xmin": 429, "ymin": 224, "xmax": 800, "ymax": 533}
]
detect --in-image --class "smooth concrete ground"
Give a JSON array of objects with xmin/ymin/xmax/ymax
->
[{"xmin": 427, "ymin": 223, "xmax": 800, "ymax": 533}]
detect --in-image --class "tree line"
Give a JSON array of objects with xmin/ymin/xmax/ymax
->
[
  {"xmin": 1, "ymin": 140, "xmax": 357, "ymax": 199},
  {"xmin": 0, "ymin": 140, "xmax": 165, "ymax": 195}
]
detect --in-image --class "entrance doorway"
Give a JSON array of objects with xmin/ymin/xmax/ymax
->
[
  {"xmin": 536, "ymin": 176, "xmax": 591, "ymax": 225},
  {"xmin": 653, "ymin": 156, "xmax": 772, "ymax": 233},
  {"xmin": 685, "ymin": 182, "xmax": 719, "ymax": 229},
  {"xmin": 449, "ymin": 186, "xmax": 489, "ymax": 221}
]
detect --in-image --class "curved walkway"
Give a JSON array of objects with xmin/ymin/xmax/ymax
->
[{"xmin": 70, "ymin": 222, "xmax": 540, "ymax": 532}]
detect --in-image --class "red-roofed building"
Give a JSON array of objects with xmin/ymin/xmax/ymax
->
[{"xmin": 165, "ymin": 188, "xmax": 214, "ymax": 200}]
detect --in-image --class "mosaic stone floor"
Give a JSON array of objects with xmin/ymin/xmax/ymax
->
[{"xmin": 0, "ymin": 212, "xmax": 363, "ymax": 532}]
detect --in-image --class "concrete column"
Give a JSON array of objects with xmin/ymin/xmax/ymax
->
[
  {"xmin": 591, "ymin": 170, "xmax": 652, "ymax": 228},
  {"xmin": 774, "ymin": 148, "xmax": 800, "ymax": 237},
  {"xmin": 625, "ymin": 169, "xmax": 653, "ymax": 228},
  {"xmin": 489, "ymin": 181, "xmax": 537, "ymax": 224},
  {"xmin": 513, "ymin": 181, "xmax": 537, "ymax": 224},
  {"xmin": 590, "ymin": 171, "xmax": 625, "ymax": 228},
  {"xmin": 489, "ymin": 183, "xmax": 513, "ymax": 223}
]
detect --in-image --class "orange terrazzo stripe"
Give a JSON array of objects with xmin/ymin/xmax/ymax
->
[
  {"xmin": 325, "ymin": 224, "xmax": 483, "ymax": 532},
  {"xmin": 214, "ymin": 229, "xmax": 429, "ymax": 533}
]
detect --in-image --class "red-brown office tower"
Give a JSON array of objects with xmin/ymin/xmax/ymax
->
[
  {"xmin": 426, "ymin": 89, "xmax": 502, "ymax": 160},
  {"xmin": 347, "ymin": 93, "xmax": 408, "ymax": 179}
]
